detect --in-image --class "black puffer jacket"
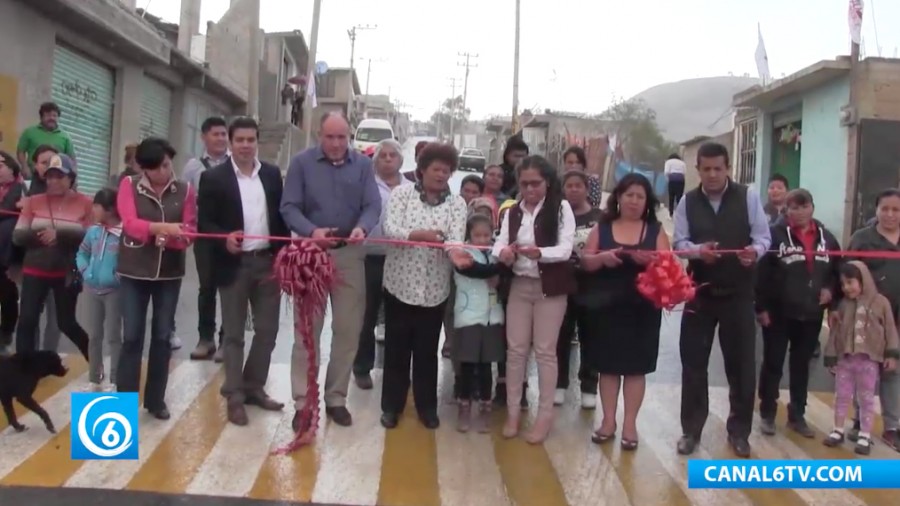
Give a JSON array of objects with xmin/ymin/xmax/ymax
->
[{"xmin": 755, "ymin": 219, "xmax": 842, "ymax": 321}]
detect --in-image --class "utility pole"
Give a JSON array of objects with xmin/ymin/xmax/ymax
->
[
  {"xmin": 457, "ymin": 52, "xmax": 478, "ymax": 126},
  {"xmin": 362, "ymin": 57, "xmax": 387, "ymax": 117},
  {"xmin": 447, "ymin": 77, "xmax": 459, "ymax": 146},
  {"xmin": 347, "ymin": 24, "xmax": 377, "ymax": 70},
  {"xmin": 302, "ymin": 0, "xmax": 322, "ymax": 149},
  {"xmin": 511, "ymin": 0, "xmax": 521, "ymax": 135}
]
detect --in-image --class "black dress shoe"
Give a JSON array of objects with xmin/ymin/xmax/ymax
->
[
  {"xmin": 325, "ymin": 406, "xmax": 353, "ymax": 427},
  {"xmin": 148, "ymin": 407, "xmax": 170, "ymax": 420},
  {"xmin": 419, "ymin": 411, "xmax": 440, "ymax": 430},
  {"xmin": 355, "ymin": 374, "xmax": 374, "ymax": 390},
  {"xmin": 728, "ymin": 435, "xmax": 751, "ymax": 458},
  {"xmin": 381, "ymin": 412, "xmax": 399, "ymax": 429},
  {"xmin": 677, "ymin": 435, "xmax": 698, "ymax": 455}
]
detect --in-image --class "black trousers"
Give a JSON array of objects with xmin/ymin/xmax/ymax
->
[
  {"xmin": 459, "ymin": 363, "xmax": 492, "ymax": 401},
  {"xmin": 0, "ymin": 270, "xmax": 18, "ymax": 339},
  {"xmin": 194, "ymin": 240, "xmax": 223, "ymax": 344},
  {"xmin": 15, "ymin": 275, "xmax": 88, "ymax": 360},
  {"xmin": 668, "ymin": 179, "xmax": 685, "ymax": 214},
  {"xmin": 556, "ymin": 301, "xmax": 597, "ymax": 393},
  {"xmin": 353, "ymin": 255, "xmax": 385, "ymax": 377},
  {"xmin": 680, "ymin": 293, "xmax": 756, "ymax": 439},
  {"xmin": 758, "ymin": 314, "xmax": 822, "ymax": 421},
  {"xmin": 381, "ymin": 290, "xmax": 445, "ymax": 415}
]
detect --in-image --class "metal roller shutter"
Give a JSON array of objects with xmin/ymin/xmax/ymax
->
[
  {"xmin": 51, "ymin": 45, "xmax": 115, "ymax": 197},
  {"xmin": 140, "ymin": 76, "xmax": 172, "ymax": 140}
]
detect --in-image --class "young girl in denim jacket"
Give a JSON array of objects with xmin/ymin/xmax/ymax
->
[
  {"xmin": 453, "ymin": 214, "xmax": 506, "ymax": 432},
  {"xmin": 76, "ymin": 188, "xmax": 123, "ymax": 390}
]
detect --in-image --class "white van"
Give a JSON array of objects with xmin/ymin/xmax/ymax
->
[{"xmin": 353, "ymin": 118, "xmax": 395, "ymax": 152}]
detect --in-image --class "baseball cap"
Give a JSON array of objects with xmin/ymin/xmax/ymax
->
[{"xmin": 46, "ymin": 154, "xmax": 75, "ymax": 175}]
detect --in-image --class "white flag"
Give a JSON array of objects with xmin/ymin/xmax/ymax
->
[
  {"xmin": 755, "ymin": 24, "xmax": 771, "ymax": 84},
  {"xmin": 306, "ymin": 70, "xmax": 317, "ymax": 109},
  {"xmin": 849, "ymin": 0, "xmax": 864, "ymax": 45}
]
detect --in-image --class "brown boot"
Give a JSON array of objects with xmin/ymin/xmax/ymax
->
[
  {"xmin": 473, "ymin": 401, "xmax": 492, "ymax": 434},
  {"xmin": 456, "ymin": 401, "xmax": 472, "ymax": 433},
  {"xmin": 227, "ymin": 401, "xmax": 249, "ymax": 426},
  {"xmin": 190, "ymin": 341, "xmax": 216, "ymax": 361}
]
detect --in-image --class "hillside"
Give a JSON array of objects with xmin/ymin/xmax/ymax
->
[{"xmin": 631, "ymin": 76, "xmax": 758, "ymax": 143}]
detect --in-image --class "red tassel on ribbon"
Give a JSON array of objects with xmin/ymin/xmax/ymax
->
[
  {"xmin": 636, "ymin": 252, "xmax": 697, "ymax": 311},
  {"xmin": 271, "ymin": 242, "xmax": 339, "ymax": 455}
]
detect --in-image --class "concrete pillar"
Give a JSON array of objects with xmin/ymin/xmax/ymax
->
[
  {"xmin": 110, "ymin": 66, "xmax": 144, "ymax": 179},
  {"xmin": 178, "ymin": 0, "xmax": 202, "ymax": 54},
  {"xmin": 246, "ymin": 0, "xmax": 261, "ymax": 117},
  {"xmin": 169, "ymin": 89, "xmax": 190, "ymax": 175}
]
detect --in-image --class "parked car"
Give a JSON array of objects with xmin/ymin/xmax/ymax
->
[{"xmin": 458, "ymin": 147, "xmax": 486, "ymax": 172}]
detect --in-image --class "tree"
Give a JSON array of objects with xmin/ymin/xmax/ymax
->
[
  {"xmin": 429, "ymin": 95, "xmax": 470, "ymax": 137},
  {"xmin": 599, "ymin": 97, "xmax": 679, "ymax": 170}
]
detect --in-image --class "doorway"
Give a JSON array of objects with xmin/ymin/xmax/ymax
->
[{"xmin": 771, "ymin": 121, "xmax": 802, "ymax": 189}]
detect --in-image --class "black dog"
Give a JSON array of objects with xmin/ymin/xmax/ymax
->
[{"xmin": 0, "ymin": 350, "xmax": 68, "ymax": 433}]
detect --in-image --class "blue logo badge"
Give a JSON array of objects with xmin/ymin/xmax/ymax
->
[{"xmin": 70, "ymin": 392, "xmax": 139, "ymax": 460}]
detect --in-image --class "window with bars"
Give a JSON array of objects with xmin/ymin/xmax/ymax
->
[{"xmin": 737, "ymin": 119, "xmax": 758, "ymax": 185}]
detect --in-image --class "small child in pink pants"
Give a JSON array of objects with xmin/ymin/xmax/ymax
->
[{"xmin": 823, "ymin": 261, "xmax": 899, "ymax": 454}]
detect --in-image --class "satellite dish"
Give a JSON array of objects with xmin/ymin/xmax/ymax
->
[{"xmin": 316, "ymin": 61, "xmax": 329, "ymax": 75}]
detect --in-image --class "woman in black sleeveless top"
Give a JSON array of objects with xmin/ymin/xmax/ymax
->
[{"xmin": 579, "ymin": 173, "xmax": 670, "ymax": 450}]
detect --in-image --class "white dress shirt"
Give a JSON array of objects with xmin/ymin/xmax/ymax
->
[
  {"xmin": 492, "ymin": 198, "xmax": 576, "ymax": 278},
  {"xmin": 664, "ymin": 158, "xmax": 687, "ymax": 175},
  {"xmin": 232, "ymin": 158, "xmax": 270, "ymax": 251}
]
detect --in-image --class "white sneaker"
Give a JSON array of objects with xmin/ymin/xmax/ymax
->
[
  {"xmin": 170, "ymin": 336, "xmax": 183, "ymax": 350},
  {"xmin": 102, "ymin": 382, "xmax": 117, "ymax": 392},
  {"xmin": 581, "ymin": 393, "xmax": 597, "ymax": 409},
  {"xmin": 554, "ymin": 388, "xmax": 566, "ymax": 406}
]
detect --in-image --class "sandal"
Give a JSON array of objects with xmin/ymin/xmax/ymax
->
[
  {"xmin": 591, "ymin": 424, "xmax": 617, "ymax": 445},
  {"xmin": 621, "ymin": 438, "xmax": 639, "ymax": 451}
]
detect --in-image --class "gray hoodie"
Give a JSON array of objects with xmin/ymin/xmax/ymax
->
[{"xmin": 848, "ymin": 225, "xmax": 900, "ymax": 318}]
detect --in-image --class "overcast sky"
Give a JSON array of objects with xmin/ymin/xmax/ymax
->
[{"xmin": 147, "ymin": 0, "xmax": 899, "ymax": 121}]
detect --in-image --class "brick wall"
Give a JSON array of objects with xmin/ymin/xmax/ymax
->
[{"xmin": 204, "ymin": 0, "xmax": 253, "ymax": 100}]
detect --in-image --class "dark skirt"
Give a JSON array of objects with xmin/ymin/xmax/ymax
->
[
  {"xmin": 586, "ymin": 301, "xmax": 662, "ymax": 376},
  {"xmin": 453, "ymin": 324, "xmax": 506, "ymax": 364}
]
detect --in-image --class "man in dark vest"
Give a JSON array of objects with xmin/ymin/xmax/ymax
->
[{"xmin": 672, "ymin": 142, "xmax": 771, "ymax": 458}]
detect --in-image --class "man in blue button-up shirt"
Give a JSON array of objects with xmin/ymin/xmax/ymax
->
[{"xmin": 280, "ymin": 112, "xmax": 381, "ymax": 430}]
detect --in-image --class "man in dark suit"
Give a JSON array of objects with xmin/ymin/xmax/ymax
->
[{"xmin": 197, "ymin": 117, "xmax": 290, "ymax": 426}]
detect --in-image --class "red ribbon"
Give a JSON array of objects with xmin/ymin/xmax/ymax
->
[
  {"xmin": 5, "ymin": 208, "xmax": 900, "ymax": 258},
  {"xmin": 270, "ymin": 241, "xmax": 338, "ymax": 455}
]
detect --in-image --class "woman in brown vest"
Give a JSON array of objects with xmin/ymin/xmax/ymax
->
[
  {"xmin": 115, "ymin": 138, "xmax": 197, "ymax": 420},
  {"xmin": 493, "ymin": 155, "xmax": 576, "ymax": 443}
]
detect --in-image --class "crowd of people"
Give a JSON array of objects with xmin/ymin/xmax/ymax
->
[{"xmin": 1, "ymin": 105, "xmax": 899, "ymax": 459}]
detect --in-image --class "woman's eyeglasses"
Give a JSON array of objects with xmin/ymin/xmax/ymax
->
[{"xmin": 519, "ymin": 180, "xmax": 545, "ymax": 189}]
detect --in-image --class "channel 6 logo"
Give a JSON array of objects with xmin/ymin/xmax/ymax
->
[{"xmin": 70, "ymin": 392, "xmax": 139, "ymax": 460}]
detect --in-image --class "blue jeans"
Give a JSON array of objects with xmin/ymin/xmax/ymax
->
[{"xmin": 116, "ymin": 277, "xmax": 181, "ymax": 411}]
